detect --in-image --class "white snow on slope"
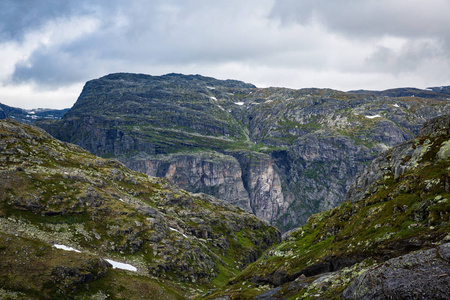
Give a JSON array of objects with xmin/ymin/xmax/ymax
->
[
  {"xmin": 365, "ymin": 114, "xmax": 382, "ymax": 119},
  {"xmin": 53, "ymin": 244, "xmax": 82, "ymax": 253},
  {"xmin": 210, "ymin": 96, "xmax": 217, "ymax": 101},
  {"xmin": 105, "ymin": 259, "xmax": 138, "ymax": 272},
  {"xmin": 393, "ymin": 104, "xmax": 400, "ymax": 108},
  {"xmin": 234, "ymin": 102, "xmax": 245, "ymax": 106},
  {"xmin": 169, "ymin": 227, "xmax": 188, "ymax": 238},
  {"xmin": 53, "ymin": 244, "xmax": 137, "ymax": 271}
]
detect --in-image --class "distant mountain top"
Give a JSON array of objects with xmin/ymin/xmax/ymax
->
[
  {"xmin": 100, "ymin": 72, "xmax": 257, "ymax": 88},
  {"xmin": 0, "ymin": 102, "xmax": 69, "ymax": 123},
  {"xmin": 348, "ymin": 85, "xmax": 450, "ymax": 99}
]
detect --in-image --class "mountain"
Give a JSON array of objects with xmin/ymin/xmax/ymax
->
[
  {"xmin": 0, "ymin": 118, "xmax": 280, "ymax": 299},
  {"xmin": 36, "ymin": 73, "xmax": 450, "ymax": 231},
  {"xmin": 205, "ymin": 114, "xmax": 450, "ymax": 299},
  {"xmin": 0, "ymin": 102, "xmax": 69, "ymax": 124}
]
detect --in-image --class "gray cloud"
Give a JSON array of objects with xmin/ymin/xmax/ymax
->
[
  {"xmin": 269, "ymin": 0, "xmax": 450, "ymax": 77},
  {"xmin": 1, "ymin": 0, "xmax": 450, "ymax": 108},
  {"xmin": 8, "ymin": 0, "xmax": 284, "ymax": 87},
  {"xmin": 269, "ymin": 0, "xmax": 450, "ymax": 39},
  {"xmin": 10, "ymin": 47, "xmax": 93, "ymax": 87},
  {"xmin": 365, "ymin": 39, "xmax": 446, "ymax": 74}
]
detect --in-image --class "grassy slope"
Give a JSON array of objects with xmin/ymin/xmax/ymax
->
[{"xmin": 0, "ymin": 119, "xmax": 280, "ymax": 299}]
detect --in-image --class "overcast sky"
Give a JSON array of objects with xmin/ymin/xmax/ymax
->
[{"xmin": 1, "ymin": 0, "xmax": 450, "ymax": 109}]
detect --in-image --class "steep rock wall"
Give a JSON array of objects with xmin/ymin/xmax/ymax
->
[{"xmin": 125, "ymin": 151, "xmax": 293, "ymax": 223}]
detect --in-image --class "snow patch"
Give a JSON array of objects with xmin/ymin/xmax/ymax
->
[
  {"xmin": 119, "ymin": 198, "xmax": 125, "ymax": 202},
  {"xmin": 105, "ymin": 259, "xmax": 138, "ymax": 272},
  {"xmin": 206, "ymin": 86, "xmax": 215, "ymax": 90},
  {"xmin": 53, "ymin": 244, "xmax": 81, "ymax": 253},
  {"xmin": 210, "ymin": 96, "xmax": 218, "ymax": 101},
  {"xmin": 234, "ymin": 102, "xmax": 245, "ymax": 106},
  {"xmin": 365, "ymin": 114, "xmax": 382, "ymax": 119},
  {"xmin": 393, "ymin": 104, "xmax": 400, "ymax": 108},
  {"xmin": 169, "ymin": 227, "xmax": 188, "ymax": 238}
]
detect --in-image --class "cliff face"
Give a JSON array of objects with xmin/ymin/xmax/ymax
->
[
  {"xmin": 126, "ymin": 151, "xmax": 291, "ymax": 222},
  {"xmin": 206, "ymin": 114, "xmax": 450, "ymax": 299},
  {"xmin": 126, "ymin": 152, "xmax": 253, "ymax": 213},
  {"xmin": 37, "ymin": 73, "xmax": 450, "ymax": 230},
  {"xmin": 0, "ymin": 119, "xmax": 280, "ymax": 299}
]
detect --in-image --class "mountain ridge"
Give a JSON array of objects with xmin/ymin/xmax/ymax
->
[{"xmin": 35, "ymin": 73, "xmax": 450, "ymax": 231}]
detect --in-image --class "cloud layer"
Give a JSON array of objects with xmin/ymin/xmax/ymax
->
[{"xmin": 1, "ymin": 0, "xmax": 450, "ymax": 108}]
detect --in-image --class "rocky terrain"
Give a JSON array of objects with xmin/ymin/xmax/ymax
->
[
  {"xmin": 205, "ymin": 115, "xmax": 450, "ymax": 299},
  {"xmin": 36, "ymin": 73, "xmax": 450, "ymax": 231},
  {"xmin": 0, "ymin": 118, "xmax": 280, "ymax": 299}
]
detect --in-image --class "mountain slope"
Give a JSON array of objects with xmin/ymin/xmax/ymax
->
[
  {"xmin": 0, "ymin": 118, "xmax": 280, "ymax": 299},
  {"xmin": 205, "ymin": 115, "xmax": 450, "ymax": 299},
  {"xmin": 37, "ymin": 73, "xmax": 450, "ymax": 230}
]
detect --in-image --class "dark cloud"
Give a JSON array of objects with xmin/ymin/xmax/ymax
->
[
  {"xmin": 0, "ymin": 0, "xmax": 94, "ymax": 41},
  {"xmin": 10, "ymin": 47, "xmax": 93, "ymax": 87}
]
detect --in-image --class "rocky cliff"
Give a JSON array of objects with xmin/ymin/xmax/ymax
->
[
  {"xmin": 206, "ymin": 114, "xmax": 450, "ymax": 299},
  {"xmin": 0, "ymin": 118, "xmax": 280, "ymax": 299},
  {"xmin": 37, "ymin": 73, "xmax": 450, "ymax": 230}
]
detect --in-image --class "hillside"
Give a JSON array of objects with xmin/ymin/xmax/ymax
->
[
  {"xmin": 205, "ymin": 115, "xmax": 450, "ymax": 299},
  {"xmin": 37, "ymin": 73, "xmax": 450, "ymax": 231},
  {"xmin": 0, "ymin": 118, "xmax": 280, "ymax": 299}
]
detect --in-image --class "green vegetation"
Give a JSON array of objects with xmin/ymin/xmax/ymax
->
[{"xmin": 0, "ymin": 119, "xmax": 280, "ymax": 299}]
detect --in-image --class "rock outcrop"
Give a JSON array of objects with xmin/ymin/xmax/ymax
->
[
  {"xmin": 36, "ymin": 73, "xmax": 450, "ymax": 230},
  {"xmin": 343, "ymin": 243, "xmax": 450, "ymax": 300},
  {"xmin": 346, "ymin": 115, "xmax": 450, "ymax": 203}
]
